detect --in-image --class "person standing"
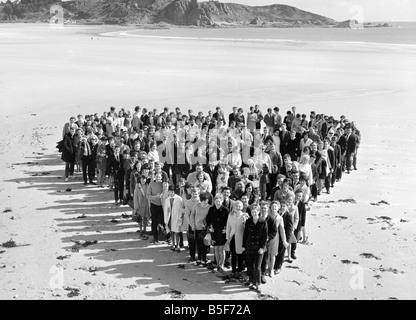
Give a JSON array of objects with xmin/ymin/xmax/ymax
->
[
  {"xmin": 226, "ymin": 201, "xmax": 249, "ymax": 277},
  {"xmin": 267, "ymin": 201, "xmax": 288, "ymax": 277},
  {"xmin": 254, "ymin": 105, "xmax": 263, "ymax": 132},
  {"xmin": 146, "ymin": 172, "xmax": 164, "ymax": 244},
  {"xmin": 345, "ymin": 126, "xmax": 358, "ymax": 173},
  {"xmin": 62, "ymin": 116, "xmax": 78, "ymax": 139},
  {"xmin": 96, "ymin": 136, "xmax": 108, "ymax": 188},
  {"xmin": 190, "ymin": 192, "xmax": 212, "ymax": 266},
  {"xmin": 279, "ymin": 123, "xmax": 290, "ymax": 156},
  {"xmin": 273, "ymin": 107, "xmax": 282, "ymax": 134},
  {"xmin": 246, "ymin": 107, "xmax": 257, "ymax": 135},
  {"xmin": 242, "ymin": 206, "xmax": 268, "ymax": 292},
  {"xmin": 351, "ymin": 122, "xmax": 361, "ymax": 170},
  {"xmin": 274, "ymin": 200, "xmax": 293, "ymax": 274},
  {"xmin": 259, "ymin": 201, "xmax": 277, "ymax": 284},
  {"xmin": 109, "ymin": 145, "xmax": 125, "ymax": 204},
  {"xmin": 62, "ymin": 127, "xmax": 76, "ymax": 182},
  {"xmin": 133, "ymin": 175, "xmax": 150, "ymax": 234},
  {"xmin": 80, "ymin": 136, "xmax": 95, "ymax": 185},
  {"xmin": 185, "ymin": 187, "xmax": 200, "ymax": 262},
  {"xmin": 263, "ymin": 108, "xmax": 275, "ymax": 134},
  {"xmin": 206, "ymin": 194, "xmax": 229, "ymax": 273},
  {"xmin": 164, "ymin": 185, "xmax": 184, "ymax": 252},
  {"xmin": 331, "ymin": 134, "xmax": 343, "ymax": 183},
  {"xmin": 132, "ymin": 106, "xmax": 142, "ymax": 131}
]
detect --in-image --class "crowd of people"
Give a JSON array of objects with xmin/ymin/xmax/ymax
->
[{"xmin": 59, "ymin": 104, "xmax": 361, "ymax": 292}]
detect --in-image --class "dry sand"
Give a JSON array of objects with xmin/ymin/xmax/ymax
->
[{"xmin": 1, "ymin": 24, "xmax": 416, "ymax": 300}]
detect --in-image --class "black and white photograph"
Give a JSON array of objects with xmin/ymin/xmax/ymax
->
[{"xmin": 0, "ymin": 0, "xmax": 415, "ymax": 303}]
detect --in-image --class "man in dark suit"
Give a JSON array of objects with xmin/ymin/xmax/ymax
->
[
  {"xmin": 109, "ymin": 145, "xmax": 125, "ymax": 204},
  {"xmin": 336, "ymin": 128, "xmax": 347, "ymax": 171},
  {"xmin": 345, "ymin": 126, "xmax": 358, "ymax": 174},
  {"xmin": 331, "ymin": 134, "xmax": 343, "ymax": 184},
  {"xmin": 228, "ymin": 107, "xmax": 238, "ymax": 125},
  {"xmin": 324, "ymin": 138, "xmax": 335, "ymax": 193},
  {"xmin": 286, "ymin": 130, "xmax": 300, "ymax": 161},
  {"xmin": 62, "ymin": 127, "xmax": 76, "ymax": 181},
  {"xmin": 268, "ymin": 143, "xmax": 283, "ymax": 199},
  {"xmin": 228, "ymin": 167, "xmax": 242, "ymax": 192},
  {"xmin": 80, "ymin": 136, "xmax": 95, "ymax": 185},
  {"xmin": 134, "ymin": 129, "xmax": 149, "ymax": 153},
  {"xmin": 351, "ymin": 122, "xmax": 361, "ymax": 170},
  {"xmin": 213, "ymin": 107, "xmax": 221, "ymax": 121},
  {"xmin": 279, "ymin": 123, "xmax": 291, "ymax": 156}
]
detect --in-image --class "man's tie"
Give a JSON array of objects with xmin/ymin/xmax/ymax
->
[
  {"xmin": 86, "ymin": 141, "xmax": 91, "ymax": 156},
  {"xmin": 170, "ymin": 197, "xmax": 174, "ymax": 212}
]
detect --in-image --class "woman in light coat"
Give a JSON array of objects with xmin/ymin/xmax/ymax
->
[
  {"xmin": 164, "ymin": 185, "xmax": 184, "ymax": 252},
  {"xmin": 226, "ymin": 201, "xmax": 249, "ymax": 276}
]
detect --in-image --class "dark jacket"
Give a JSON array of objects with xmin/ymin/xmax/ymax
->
[
  {"xmin": 333, "ymin": 144, "xmax": 342, "ymax": 168},
  {"xmin": 108, "ymin": 153, "xmax": 124, "ymax": 178},
  {"xmin": 327, "ymin": 147, "xmax": 336, "ymax": 171},
  {"xmin": 206, "ymin": 205, "xmax": 229, "ymax": 246},
  {"xmin": 134, "ymin": 136, "xmax": 149, "ymax": 153},
  {"xmin": 315, "ymin": 153, "xmax": 328, "ymax": 179},
  {"xmin": 346, "ymin": 133, "xmax": 358, "ymax": 153},
  {"xmin": 243, "ymin": 217, "xmax": 268, "ymax": 254},
  {"xmin": 337, "ymin": 135, "xmax": 348, "ymax": 155},
  {"xmin": 279, "ymin": 131, "xmax": 291, "ymax": 155},
  {"xmin": 286, "ymin": 137, "xmax": 300, "ymax": 161},
  {"xmin": 265, "ymin": 214, "xmax": 277, "ymax": 243},
  {"xmin": 61, "ymin": 132, "xmax": 75, "ymax": 163},
  {"xmin": 282, "ymin": 211, "xmax": 294, "ymax": 243}
]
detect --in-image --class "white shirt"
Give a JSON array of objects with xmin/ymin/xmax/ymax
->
[{"xmin": 226, "ymin": 152, "xmax": 242, "ymax": 168}]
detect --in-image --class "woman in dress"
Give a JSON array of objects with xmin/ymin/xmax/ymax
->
[
  {"xmin": 133, "ymin": 175, "xmax": 150, "ymax": 234},
  {"xmin": 246, "ymin": 106, "xmax": 258, "ymax": 135},
  {"xmin": 206, "ymin": 194, "xmax": 229, "ymax": 273},
  {"xmin": 96, "ymin": 136, "xmax": 108, "ymax": 188},
  {"xmin": 267, "ymin": 201, "xmax": 288, "ymax": 277},
  {"xmin": 285, "ymin": 196, "xmax": 299, "ymax": 262}
]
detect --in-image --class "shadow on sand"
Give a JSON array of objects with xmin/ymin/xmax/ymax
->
[{"xmin": 5, "ymin": 152, "xmax": 255, "ymax": 298}]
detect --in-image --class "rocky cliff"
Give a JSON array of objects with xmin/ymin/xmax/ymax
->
[{"xmin": 0, "ymin": 0, "xmax": 390, "ymax": 28}]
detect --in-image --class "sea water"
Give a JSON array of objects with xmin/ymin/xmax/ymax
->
[{"xmin": 106, "ymin": 22, "xmax": 416, "ymax": 47}]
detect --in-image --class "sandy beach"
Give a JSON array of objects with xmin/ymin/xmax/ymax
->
[{"xmin": 1, "ymin": 23, "xmax": 416, "ymax": 300}]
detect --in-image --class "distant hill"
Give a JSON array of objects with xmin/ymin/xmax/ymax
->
[{"xmin": 0, "ymin": 0, "xmax": 390, "ymax": 28}]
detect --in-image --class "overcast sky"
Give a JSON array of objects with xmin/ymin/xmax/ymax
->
[
  {"xmin": 1, "ymin": 0, "xmax": 415, "ymax": 22},
  {"xmin": 226, "ymin": 0, "xmax": 416, "ymax": 21}
]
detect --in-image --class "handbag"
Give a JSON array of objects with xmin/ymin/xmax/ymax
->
[{"xmin": 203, "ymin": 232, "xmax": 212, "ymax": 246}]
